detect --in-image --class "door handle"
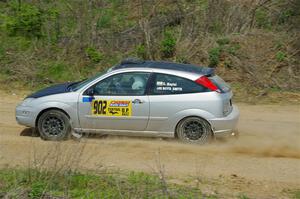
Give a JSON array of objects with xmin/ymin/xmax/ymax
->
[{"xmin": 132, "ymin": 99, "xmax": 144, "ymax": 104}]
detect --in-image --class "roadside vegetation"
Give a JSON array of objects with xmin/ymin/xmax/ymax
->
[
  {"xmin": 0, "ymin": 0, "xmax": 299, "ymax": 102},
  {"xmin": 0, "ymin": 169, "xmax": 203, "ymax": 199},
  {"xmin": 0, "ymin": 139, "xmax": 244, "ymax": 199},
  {"xmin": 1, "ymin": 167, "xmax": 299, "ymax": 199}
]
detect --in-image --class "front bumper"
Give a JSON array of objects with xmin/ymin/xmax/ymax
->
[
  {"xmin": 209, "ymin": 105, "xmax": 239, "ymax": 137},
  {"xmin": 15, "ymin": 105, "xmax": 36, "ymax": 127}
]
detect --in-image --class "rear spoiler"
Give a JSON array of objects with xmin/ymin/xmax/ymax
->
[{"xmin": 202, "ymin": 67, "xmax": 215, "ymax": 77}]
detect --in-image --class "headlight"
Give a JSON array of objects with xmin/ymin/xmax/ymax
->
[{"xmin": 20, "ymin": 98, "xmax": 35, "ymax": 106}]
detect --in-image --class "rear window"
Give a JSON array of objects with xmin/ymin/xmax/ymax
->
[
  {"xmin": 209, "ymin": 75, "xmax": 231, "ymax": 93},
  {"xmin": 150, "ymin": 73, "xmax": 209, "ymax": 95}
]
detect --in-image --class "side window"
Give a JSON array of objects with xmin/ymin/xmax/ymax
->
[
  {"xmin": 150, "ymin": 73, "xmax": 209, "ymax": 95},
  {"xmin": 89, "ymin": 72, "xmax": 150, "ymax": 96}
]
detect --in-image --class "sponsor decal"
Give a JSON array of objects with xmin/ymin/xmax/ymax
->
[
  {"xmin": 92, "ymin": 99, "xmax": 131, "ymax": 116},
  {"xmin": 156, "ymin": 81, "xmax": 177, "ymax": 87},
  {"xmin": 172, "ymin": 87, "xmax": 182, "ymax": 91},
  {"xmin": 109, "ymin": 100, "xmax": 130, "ymax": 107},
  {"xmin": 156, "ymin": 81, "xmax": 182, "ymax": 92},
  {"xmin": 156, "ymin": 87, "xmax": 183, "ymax": 91},
  {"xmin": 156, "ymin": 81, "xmax": 165, "ymax": 86}
]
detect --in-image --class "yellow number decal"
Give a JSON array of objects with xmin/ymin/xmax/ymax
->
[
  {"xmin": 92, "ymin": 100, "xmax": 107, "ymax": 115},
  {"xmin": 92, "ymin": 100, "xmax": 131, "ymax": 116}
]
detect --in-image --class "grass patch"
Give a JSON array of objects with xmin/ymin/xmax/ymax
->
[
  {"xmin": 238, "ymin": 193, "xmax": 250, "ymax": 199},
  {"xmin": 36, "ymin": 61, "xmax": 76, "ymax": 83},
  {"xmin": 292, "ymin": 190, "xmax": 300, "ymax": 199},
  {"xmin": 0, "ymin": 168, "xmax": 202, "ymax": 198}
]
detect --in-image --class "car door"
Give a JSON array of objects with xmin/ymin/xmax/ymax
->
[{"xmin": 78, "ymin": 72, "xmax": 151, "ymax": 131}]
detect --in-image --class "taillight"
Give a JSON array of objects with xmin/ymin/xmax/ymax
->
[{"xmin": 195, "ymin": 76, "xmax": 220, "ymax": 92}]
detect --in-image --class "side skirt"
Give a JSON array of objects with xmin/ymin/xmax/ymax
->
[{"xmin": 73, "ymin": 128, "xmax": 174, "ymax": 138}]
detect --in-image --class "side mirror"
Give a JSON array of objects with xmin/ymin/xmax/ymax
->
[{"xmin": 85, "ymin": 88, "xmax": 95, "ymax": 96}]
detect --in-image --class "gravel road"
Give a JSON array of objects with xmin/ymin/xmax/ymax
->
[{"xmin": 0, "ymin": 91, "xmax": 299, "ymax": 198}]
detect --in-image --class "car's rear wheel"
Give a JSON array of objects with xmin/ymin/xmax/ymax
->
[
  {"xmin": 176, "ymin": 117, "xmax": 212, "ymax": 144},
  {"xmin": 37, "ymin": 110, "xmax": 71, "ymax": 141}
]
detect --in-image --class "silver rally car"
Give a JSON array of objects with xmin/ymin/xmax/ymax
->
[{"xmin": 16, "ymin": 59, "xmax": 239, "ymax": 144}]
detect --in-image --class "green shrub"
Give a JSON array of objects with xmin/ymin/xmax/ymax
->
[
  {"xmin": 160, "ymin": 30, "xmax": 176, "ymax": 58},
  {"xmin": 255, "ymin": 9, "xmax": 271, "ymax": 29},
  {"xmin": 278, "ymin": 9, "xmax": 293, "ymax": 24},
  {"xmin": 209, "ymin": 37, "xmax": 240, "ymax": 67},
  {"xmin": 208, "ymin": 47, "xmax": 221, "ymax": 67},
  {"xmin": 4, "ymin": 2, "xmax": 43, "ymax": 38},
  {"xmin": 136, "ymin": 44, "xmax": 147, "ymax": 59},
  {"xmin": 227, "ymin": 43, "xmax": 241, "ymax": 56},
  {"xmin": 216, "ymin": 37, "xmax": 230, "ymax": 46},
  {"xmin": 85, "ymin": 47, "xmax": 103, "ymax": 63},
  {"xmin": 97, "ymin": 10, "xmax": 112, "ymax": 29},
  {"xmin": 208, "ymin": 21, "xmax": 223, "ymax": 34},
  {"xmin": 276, "ymin": 51, "xmax": 286, "ymax": 62},
  {"xmin": 45, "ymin": 7, "xmax": 60, "ymax": 42}
]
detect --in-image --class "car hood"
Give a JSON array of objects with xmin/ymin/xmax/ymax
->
[{"xmin": 26, "ymin": 82, "xmax": 77, "ymax": 98}]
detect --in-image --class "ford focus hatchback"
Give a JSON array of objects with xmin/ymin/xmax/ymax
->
[{"xmin": 16, "ymin": 59, "xmax": 239, "ymax": 144}]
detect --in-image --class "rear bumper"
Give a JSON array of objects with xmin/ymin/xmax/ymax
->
[{"xmin": 209, "ymin": 105, "xmax": 239, "ymax": 137}]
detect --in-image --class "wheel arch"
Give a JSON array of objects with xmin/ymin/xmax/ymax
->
[
  {"xmin": 174, "ymin": 115, "xmax": 213, "ymax": 138},
  {"xmin": 35, "ymin": 107, "xmax": 70, "ymax": 127}
]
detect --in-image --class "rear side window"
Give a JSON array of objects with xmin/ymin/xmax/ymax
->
[{"xmin": 149, "ymin": 73, "xmax": 209, "ymax": 95}]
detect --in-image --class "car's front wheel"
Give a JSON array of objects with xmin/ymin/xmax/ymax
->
[
  {"xmin": 176, "ymin": 117, "xmax": 212, "ymax": 144},
  {"xmin": 37, "ymin": 109, "xmax": 71, "ymax": 141}
]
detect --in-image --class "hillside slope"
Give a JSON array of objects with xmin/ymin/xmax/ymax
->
[{"xmin": 0, "ymin": 0, "xmax": 299, "ymax": 102}]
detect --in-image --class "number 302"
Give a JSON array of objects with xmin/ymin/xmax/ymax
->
[{"xmin": 93, "ymin": 100, "xmax": 107, "ymax": 115}]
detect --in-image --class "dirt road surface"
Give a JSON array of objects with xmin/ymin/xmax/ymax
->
[{"xmin": 0, "ymin": 91, "xmax": 299, "ymax": 198}]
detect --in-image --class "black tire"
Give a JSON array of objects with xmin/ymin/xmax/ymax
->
[
  {"xmin": 37, "ymin": 110, "xmax": 71, "ymax": 141},
  {"xmin": 176, "ymin": 117, "xmax": 212, "ymax": 144}
]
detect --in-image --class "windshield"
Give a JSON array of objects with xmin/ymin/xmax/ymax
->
[{"xmin": 70, "ymin": 70, "xmax": 109, "ymax": 91}]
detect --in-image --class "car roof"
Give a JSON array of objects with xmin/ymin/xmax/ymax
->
[{"xmin": 111, "ymin": 59, "xmax": 214, "ymax": 76}]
